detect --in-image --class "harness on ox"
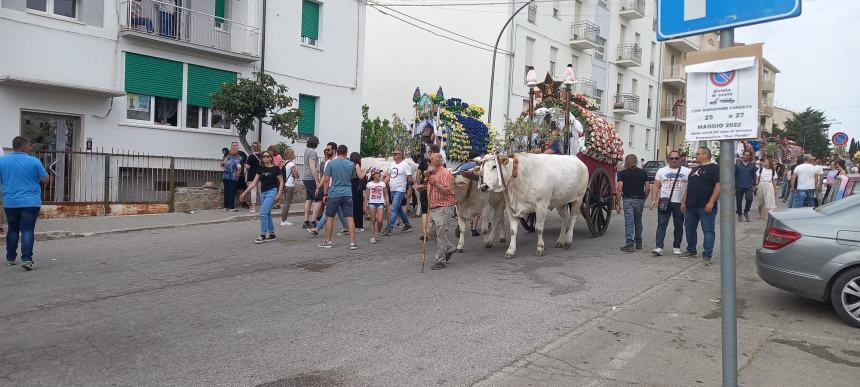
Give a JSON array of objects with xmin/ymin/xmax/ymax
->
[{"xmin": 477, "ymin": 153, "xmax": 522, "ymax": 215}]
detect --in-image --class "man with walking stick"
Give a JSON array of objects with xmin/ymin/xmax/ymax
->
[{"xmin": 418, "ymin": 153, "xmax": 457, "ymax": 270}]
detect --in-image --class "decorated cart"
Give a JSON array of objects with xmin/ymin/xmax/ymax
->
[{"xmin": 507, "ymin": 70, "xmax": 624, "ymax": 237}]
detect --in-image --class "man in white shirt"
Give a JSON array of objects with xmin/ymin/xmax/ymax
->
[
  {"xmin": 383, "ymin": 149, "xmax": 413, "ymax": 235},
  {"xmin": 791, "ymin": 154, "xmax": 820, "ymax": 208},
  {"xmin": 650, "ymin": 150, "xmax": 691, "ymax": 256}
]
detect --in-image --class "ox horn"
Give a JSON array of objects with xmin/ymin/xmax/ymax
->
[{"xmin": 512, "ymin": 156, "xmax": 519, "ymax": 177}]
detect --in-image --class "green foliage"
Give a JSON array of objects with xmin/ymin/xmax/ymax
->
[
  {"xmin": 211, "ymin": 72, "xmax": 302, "ymax": 152},
  {"xmin": 273, "ymin": 142, "xmax": 291, "ymax": 156},
  {"xmin": 360, "ymin": 105, "xmax": 392, "ymax": 157},
  {"xmin": 390, "ymin": 114, "xmax": 417, "ymax": 157},
  {"xmin": 849, "ymin": 138, "xmax": 858, "ymax": 157},
  {"xmin": 783, "ymin": 108, "xmax": 831, "ymax": 159}
]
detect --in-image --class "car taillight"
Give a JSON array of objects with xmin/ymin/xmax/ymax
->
[{"xmin": 763, "ymin": 227, "xmax": 801, "ymax": 250}]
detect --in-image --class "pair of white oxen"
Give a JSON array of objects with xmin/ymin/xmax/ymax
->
[{"xmin": 361, "ymin": 153, "xmax": 589, "ymax": 258}]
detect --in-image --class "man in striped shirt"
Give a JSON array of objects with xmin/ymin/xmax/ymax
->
[{"xmin": 419, "ymin": 153, "xmax": 458, "ymax": 270}]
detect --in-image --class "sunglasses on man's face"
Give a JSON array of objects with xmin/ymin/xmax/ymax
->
[{"xmin": 669, "ymin": 157, "xmax": 680, "ymax": 160}]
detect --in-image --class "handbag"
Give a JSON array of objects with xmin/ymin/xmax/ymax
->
[{"xmin": 658, "ymin": 168, "xmax": 682, "ymax": 212}]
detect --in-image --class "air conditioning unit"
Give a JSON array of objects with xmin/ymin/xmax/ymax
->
[{"xmin": 301, "ymin": 36, "xmax": 317, "ymax": 46}]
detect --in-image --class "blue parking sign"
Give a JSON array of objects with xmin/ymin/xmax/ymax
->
[{"xmin": 657, "ymin": 0, "xmax": 802, "ymax": 41}]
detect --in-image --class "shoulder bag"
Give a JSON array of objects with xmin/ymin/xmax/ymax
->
[{"xmin": 657, "ymin": 168, "xmax": 681, "ymax": 212}]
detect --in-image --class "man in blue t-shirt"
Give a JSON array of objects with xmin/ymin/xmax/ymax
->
[
  {"xmin": 0, "ymin": 137, "xmax": 50, "ymax": 270},
  {"xmin": 317, "ymin": 145, "xmax": 358, "ymax": 250}
]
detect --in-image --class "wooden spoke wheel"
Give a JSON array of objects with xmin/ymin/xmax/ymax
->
[
  {"xmin": 582, "ymin": 168, "xmax": 614, "ymax": 237},
  {"xmin": 519, "ymin": 213, "xmax": 536, "ymax": 233}
]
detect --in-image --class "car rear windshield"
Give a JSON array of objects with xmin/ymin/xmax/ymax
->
[
  {"xmin": 815, "ymin": 194, "xmax": 860, "ymax": 215},
  {"xmin": 645, "ymin": 161, "xmax": 663, "ymax": 168}
]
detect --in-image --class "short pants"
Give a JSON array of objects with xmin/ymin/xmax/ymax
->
[
  {"xmin": 303, "ymin": 179, "xmax": 320, "ymax": 202},
  {"xmin": 368, "ymin": 203, "xmax": 385, "ymax": 209},
  {"xmin": 325, "ymin": 196, "xmax": 354, "ymax": 218}
]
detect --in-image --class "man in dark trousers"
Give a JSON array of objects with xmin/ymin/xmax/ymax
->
[
  {"xmin": 681, "ymin": 147, "xmax": 720, "ymax": 266},
  {"xmin": 734, "ymin": 150, "xmax": 757, "ymax": 222},
  {"xmin": 0, "ymin": 137, "xmax": 50, "ymax": 270}
]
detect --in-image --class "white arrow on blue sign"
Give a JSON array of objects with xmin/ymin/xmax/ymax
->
[{"xmin": 657, "ymin": 0, "xmax": 802, "ymax": 41}]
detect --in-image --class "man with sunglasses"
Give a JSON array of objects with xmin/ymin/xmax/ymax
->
[
  {"xmin": 680, "ymin": 147, "xmax": 720, "ymax": 266},
  {"xmin": 650, "ymin": 151, "xmax": 690, "ymax": 257}
]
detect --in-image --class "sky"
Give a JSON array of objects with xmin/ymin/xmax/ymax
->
[{"xmin": 735, "ymin": 0, "xmax": 860, "ymax": 144}]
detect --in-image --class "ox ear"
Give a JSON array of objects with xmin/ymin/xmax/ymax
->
[{"xmin": 500, "ymin": 157, "xmax": 509, "ymax": 165}]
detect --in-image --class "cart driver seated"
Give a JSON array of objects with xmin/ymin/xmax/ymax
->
[{"xmin": 544, "ymin": 126, "xmax": 562, "ymax": 155}]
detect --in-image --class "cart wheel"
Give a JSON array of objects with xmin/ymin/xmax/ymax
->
[
  {"xmin": 585, "ymin": 168, "xmax": 613, "ymax": 237},
  {"xmin": 519, "ymin": 213, "xmax": 536, "ymax": 232}
]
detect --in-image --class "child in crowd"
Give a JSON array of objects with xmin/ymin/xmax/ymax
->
[{"xmin": 365, "ymin": 168, "xmax": 388, "ymax": 244}]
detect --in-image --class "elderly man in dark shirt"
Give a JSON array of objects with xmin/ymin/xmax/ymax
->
[{"xmin": 734, "ymin": 150, "xmax": 758, "ymax": 222}]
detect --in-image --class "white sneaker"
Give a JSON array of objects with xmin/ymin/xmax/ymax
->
[
  {"xmin": 337, "ymin": 230, "xmax": 349, "ymax": 236},
  {"xmin": 673, "ymin": 248, "xmax": 682, "ymax": 256},
  {"xmin": 651, "ymin": 247, "xmax": 663, "ymax": 256},
  {"xmin": 280, "ymin": 220, "xmax": 293, "ymax": 226},
  {"xmin": 355, "ymin": 228, "xmax": 365, "ymax": 233},
  {"xmin": 370, "ymin": 237, "xmax": 376, "ymax": 244}
]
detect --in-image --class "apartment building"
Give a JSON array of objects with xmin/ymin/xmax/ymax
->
[{"xmin": 0, "ymin": 0, "xmax": 365, "ymax": 159}]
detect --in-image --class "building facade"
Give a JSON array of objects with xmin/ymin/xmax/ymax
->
[{"xmin": 0, "ymin": 0, "xmax": 365, "ymax": 160}]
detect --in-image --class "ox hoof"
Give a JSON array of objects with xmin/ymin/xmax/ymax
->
[
  {"xmin": 484, "ymin": 242, "xmax": 493, "ymax": 248},
  {"xmin": 564, "ymin": 242, "xmax": 572, "ymax": 250},
  {"xmin": 500, "ymin": 238, "xmax": 506, "ymax": 243},
  {"xmin": 505, "ymin": 251, "xmax": 515, "ymax": 259},
  {"xmin": 457, "ymin": 248, "xmax": 464, "ymax": 253},
  {"xmin": 535, "ymin": 248, "xmax": 545, "ymax": 256},
  {"xmin": 554, "ymin": 241, "xmax": 564, "ymax": 248}
]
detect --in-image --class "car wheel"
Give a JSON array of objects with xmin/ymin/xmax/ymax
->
[{"xmin": 829, "ymin": 267, "xmax": 860, "ymax": 328}]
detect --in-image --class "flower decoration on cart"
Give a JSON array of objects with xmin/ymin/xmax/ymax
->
[{"xmin": 412, "ymin": 87, "xmax": 499, "ymax": 161}]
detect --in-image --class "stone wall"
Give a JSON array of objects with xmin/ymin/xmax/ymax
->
[{"xmin": 173, "ymin": 186, "xmax": 223, "ymax": 213}]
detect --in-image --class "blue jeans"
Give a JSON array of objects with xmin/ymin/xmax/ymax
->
[
  {"xmin": 623, "ymin": 198, "xmax": 644, "ymax": 246},
  {"xmin": 223, "ymin": 179, "xmax": 237, "ymax": 209},
  {"xmin": 656, "ymin": 202, "xmax": 684, "ymax": 249},
  {"xmin": 259, "ymin": 188, "xmax": 277, "ymax": 234},
  {"xmin": 685, "ymin": 205, "xmax": 718, "ymax": 259},
  {"xmin": 792, "ymin": 189, "xmax": 815, "ymax": 208},
  {"xmin": 5, "ymin": 207, "xmax": 40, "ymax": 263},
  {"xmin": 735, "ymin": 187, "xmax": 753, "ymax": 215},
  {"xmin": 389, "ymin": 190, "xmax": 410, "ymax": 229},
  {"xmin": 316, "ymin": 207, "xmax": 347, "ymax": 230},
  {"xmin": 780, "ymin": 179, "xmax": 790, "ymax": 199}
]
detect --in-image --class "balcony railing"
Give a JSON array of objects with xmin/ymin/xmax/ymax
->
[
  {"xmin": 120, "ymin": 0, "xmax": 260, "ymax": 59},
  {"xmin": 620, "ymin": 0, "xmax": 645, "ymax": 19},
  {"xmin": 613, "ymin": 93, "xmax": 640, "ymax": 114},
  {"xmin": 663, "ymin": 64, "xmax": 686, "ymax": 88},
  {"xmin": 570, "ymin": 21, "xmax": 600, "ymax": 50},
  {"xmin": 573, "ymin": 78, "xmax": 597, "ymax": 97},
  {"xmin": 616, "ymin": 43, "xmax": 642, "ymax": 67},
  {"xmin": 761, "ymin": 78, "xmax": 775, "ymax": 92},
  {"xmin": 662, "ymin": 104, "xmax": 686, "ymax": 121}
]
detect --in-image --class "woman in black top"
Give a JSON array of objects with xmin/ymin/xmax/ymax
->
[
  {"xmin": 350, "ymin": 152, "xmax": 365, "ymax": 232},
  {"xmin": 615, "ymin": 154, "xmax": 649, "ymax": 252},
  {"xmin": 240, "ymin": 151, "xmax": 284, "ymax": 244}
]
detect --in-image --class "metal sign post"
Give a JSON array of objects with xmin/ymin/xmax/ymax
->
[{"xmin": 717, "ymin": 29, "xmax": 738, "ymax": 387}]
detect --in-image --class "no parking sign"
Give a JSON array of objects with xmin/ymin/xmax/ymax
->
[{"xmin": 832, "ymin": 131, "xmax": 848, "ymax": 147}]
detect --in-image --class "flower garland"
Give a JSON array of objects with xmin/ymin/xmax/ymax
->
[{"xmin": 572, "ymin": 104, "xmax": 624, "ymax": 163}]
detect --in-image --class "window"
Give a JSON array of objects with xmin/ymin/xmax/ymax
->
[
  {"xmin": 127, "ymin": 94, "xmax": 179, "ymax": 126},
  {"xmin": 187, "ymin": 107, "xmax": 230, "ymax": 130},
  {"xmin": 647, "ymin": 86, "xmax": 654, "ymax": 119},
  {"xmin": 298, "ymin": 94, "xmax": 318, "ymax": 138},
  {"xmin": 645, "ymin": 128, "xmax": 651, "ymax": 151},
  {"xmin": 594, "ymin": 89, "xmax": 604, "ymax": 111},
  {"xmin": 301, "ymin": 0, "xmax": 321, "ymax": 45},
  {"xmin": 571, "ymin": 54, "xmax": 579, "ymax": 72},
  {"xmin": 186, "ymin": 64, "xmax": 236, "ymax": 130},
  {"xmin": 124, "ymin": 53, "xmax": 183, "ymax": 127},
  {"xmin": 27, "ymin": 0, "xmax": 76, "ymax": 18},
  {"xmin": 616, "ymin": 73, "xmax": 623, "ymax": 96},
  {"xmin": 553, "ymin": 0, "xmax": 561, "ymax": 18},
  {"xmin": 215, "ymin": 0, "xmax": 226, "ymax": 27},
  {"xmin": 550, "ymin": 47, "xmax": 558, "ymax": 77},
  {"xmin": 631, "ymin": 78, "xmax": 638, "ymax": 96},
  {"xmin": 620, "ymin": 25, "xmax": 627, "ymax": 44},
  {"xmin": 595, "ymin": 36, "xmax": 606, "ymax": 61},
  {"xmin": 527, "ymin": 3, "xmax": 537, "ymax": 23},
  {"xmin": 650, "ymin": 42, "xmax": 656, "ymax": 75},
  {"xmin": 629, "ymin": 125, "xmax": 635, "ymax": 147},
  {"xmin": 599, "ymin": 0, "xmax": 608, "ymax": 10}
]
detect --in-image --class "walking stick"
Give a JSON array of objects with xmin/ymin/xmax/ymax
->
[{"xmin": 421, "ymin": 171, "xmax": 431, "ymax": 273}]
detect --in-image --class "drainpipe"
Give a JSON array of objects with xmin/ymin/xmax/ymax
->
[{"xmin": 257, "ymin": 0, "xmax": 267, "ymax": 144}]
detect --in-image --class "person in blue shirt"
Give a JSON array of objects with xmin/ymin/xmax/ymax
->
[
  {"xmin": 0, "ymin": 137, "xmax": 50, "ymax": 270},
  {"xmin": 734, "ymin": 150, "xmax": 758, "ymax": 222},
  {"xmin": 317, "ymin": 145, "xmax": 358, "ymax": 250}
]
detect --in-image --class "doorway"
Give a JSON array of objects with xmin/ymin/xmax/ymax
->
[{"xmin": 20, "ymin": 111, "xmax": 82, "ymax": 202}]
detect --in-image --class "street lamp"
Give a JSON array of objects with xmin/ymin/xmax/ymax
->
[
  {"xmin": 487, "ymin": 0, "xmax": 535, "ymax": 124},
  {"xmin": 526, "ymin": 66, "xmax": 538, "ymax": 120},
  {"xmin": 562, "ymin": 64, "xmax": 575, "ymax": 154}
]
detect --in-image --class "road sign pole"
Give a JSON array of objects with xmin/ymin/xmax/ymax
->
[{"xmin": 718, "ymin": 28, "xmax": 739, "ymax": 387}]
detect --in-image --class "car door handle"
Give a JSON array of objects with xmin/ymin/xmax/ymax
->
[{"xmin": 836, "ymin": 230, "xmax": 860, "ymax": 247}]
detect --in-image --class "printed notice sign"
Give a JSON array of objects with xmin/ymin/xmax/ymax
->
[{"xmin": 685, "ymin": 56, "xmax": 759, "ymax": 142}]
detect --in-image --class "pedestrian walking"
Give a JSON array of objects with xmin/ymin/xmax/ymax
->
[
  {"xmin": 317, "ymin": 145, "xmax": 359, "ymax": 250},
  {"xmin": 681, "ymin": 147, "xmax": 720, "ymax": 266},
  {"xmin": 350, "ymin": 152, "xmax": 365, "ymax": 232},
  {"xmin": 0, "ymin": 145, "xmax": 5, "ymax": 234},
  {"xmin": 301, "ymin": 136, "xmax": 322, "ymax": 228},
  {"xmin": 0, "ymin": 137, "xmax": 50, "ymax": 270},
  {"xmin": 365, "ymin": 168, "xmax": 388, "ymax": 244},
  {"xmin": 240, "ymin": 150, "xmax": 284, "ymax": 243},
  {"xmin": 308, "ymin": 142, "xmax": 348, "ymax": 236},
  {"xmin": 615, "ymin": 154, "xmax": 649, "ymax": 252},
  {"xmin": 244, "ymin": 142, "xmax": 261, "ymax": 213},
  {"xmin": 280, "ymin": 148, "xmax": 299, "ymax": 226},
  {"xmin": 791, "ymin": 154, "xmax": 820, "ymax": 208},
  {"xmin": 419, "ymin": 153, "xmax": 457, "ymax": 270},
  {"xmin": 756, "ymin": 158, "xmax": 777, "ymax": 220},
  {"xmin": 650, "ymin": 150, "xmax": 690, "ymax": 257},
  {"xmin": 735, "ymin": 150, "xmax": 757, "ymax": 222},
  {"xmin": 221, "ymin": 144, "xmax": 242, "ymax": 212},
  {"xmin": 267, "ymin": 145, "xmax": 284, "ymax": 168},
  {"xmin": 383, "ymin": 149, "xmax": 413, "ymax": 235}
]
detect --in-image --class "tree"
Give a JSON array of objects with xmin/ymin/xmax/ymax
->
[
  {"xmin": 782, "ymin": 107, "xmax": 831, "ymax": 159},
  {"xmin": 849, "ymin": 138, "xmax": 858, "ymax": 157},
  {"xmin": 211, "ymin": 72, "xmax": 302, "ymax": 153},
  {"xmin": 360, "ymin": 105, "xmax": 392, "ymax": 157}
]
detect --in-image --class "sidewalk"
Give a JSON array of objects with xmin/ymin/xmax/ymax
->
[{"xmin": 0, "ymin": 205, "xmax": 306, "ymax": 242}]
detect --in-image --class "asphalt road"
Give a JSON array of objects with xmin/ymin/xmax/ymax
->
[{"xmin": 1, "ymin": 208, "xmax": 856, "ymax": 386}]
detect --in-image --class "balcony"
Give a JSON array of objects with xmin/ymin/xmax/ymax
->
[
  {"xmin": 660, "ymin": 104, "xmax": 686, "ymax": 125},
  {"xmin": 569, "ymin": 21, "xmax": 600, "ymax": 50},
  {"xmin": 119, "ymin": 0, "xmax": 260, "ymax": 62},
  {"xmin": 761, "ymin": 78, "xmax": 775, "ymax": 92},
  {"xmin": 662, "ymin": 65, "xmax": 686, "ymax": 89},
  {"xmin": 619, "ymin": 0, "xmax": 645, "ymax": 19},
  {"xmin": 666, "ymin": 36, "xmax": 699, "ymax": 52},
  {"xmin": 616, "ymin": 44, "xmax": 642, "ymax": 68},
  {"xmin": 613, "ymin": 93, "xmax": 639, "ymax": 115},
  {"xmin": 573, "ymin": 78, "xmax": 597, "ymax": 97},
  {"xmin": 760, "ymin": 101, "xmax": 774, "ymax": 117}
]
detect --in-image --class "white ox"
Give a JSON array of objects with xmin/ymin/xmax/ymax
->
[
  {"xmin": 478, "ymin": 153, "xmax": 589, "ymax": 258},
  {"xmin": 451, "ymin": 172, "xmax": 507, "ymax": 252}
]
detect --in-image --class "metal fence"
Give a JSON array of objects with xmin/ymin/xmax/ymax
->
[{"xmin": 32, "ymin": 150, "xmax": 224, "ymax": 210}]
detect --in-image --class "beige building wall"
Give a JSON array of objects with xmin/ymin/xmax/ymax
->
[{"xmin": 773, "ymin": 106, "xmax": 796, "ymax": 131}]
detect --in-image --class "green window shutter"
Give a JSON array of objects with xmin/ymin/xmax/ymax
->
[
  {"xmin": 187, "ymin": 64, "xmax": 237, "ymax": 108},
  {"xmin": 298, "ymin": 95, "xmax": 317, "ymax": 135},
  {"xmin": 215, "ymin": 0, "xmax": 225, "ymax": 24},
  {"xmin": 301, "ymin": 0, "xmax": 320, "ymax": 39},
  {"xmin": 124, "ymin": 53, "xmax": 183, "ymax": 99}
]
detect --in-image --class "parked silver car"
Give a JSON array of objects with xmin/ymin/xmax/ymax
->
[{"xmin": 756, "ymin": 194, "xmax": 860, "ymax": 327}]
